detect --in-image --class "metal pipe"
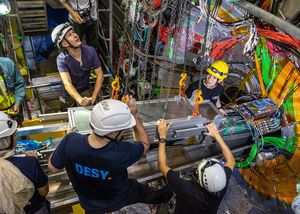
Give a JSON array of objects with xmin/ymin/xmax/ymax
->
[
  {"xmin": 233, "ymin": 0, "xmax": 300, "ymax": 40},
  {"xmin": 39, "ymin": 112, "xmax": 69, "ymax": 122},
  {"xmin": 109, "ymin": 0, "xmax": 113, "ymax": 74}
]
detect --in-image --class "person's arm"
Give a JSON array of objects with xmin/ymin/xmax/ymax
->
[
  {"xmin": 205, "ymin": 123, "xmax": 235, "ymax": 170},
  {"xmin": 37, "ymin": 185, "xmax": 49, "ymax": 197},
  {"xmin": 32, "ymin": 157, "xmax": 49, "ymax": 197},
  {"xmin": 61, "ymin": 1, "xmax": 83, "ymax": 24},
  {"xmin": 9, "ymin": 61, "xmax": 25, "ymax": 113},
  {"xmin": 48, "ymin": 134, "xmax": 70, "ymax": 173},
  {"xmin": 91, "ymin": 66, "xmax": 103, "ymax": 104},
  {"xmin": 215, "ymin": 98, "xmax": 226, "ymax": 115},
  {"xmin": 59, "ymin": 72, "xmax": 90, "ymax": 106},
  {"xmin": 157, "ymin": 119, "xmax": 171, "ymax": 176},
  {"xmin": 48, "ymin": 153, "xmax": 62, "ymax": 173},
  {"xmin": 127, "ymin": 95, "xmax": 150, "ymax": 153}
]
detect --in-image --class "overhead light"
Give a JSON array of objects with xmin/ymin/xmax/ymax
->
[{"xmin": 0, "ymin": 0, "xmax": 11, "ymax": 16}]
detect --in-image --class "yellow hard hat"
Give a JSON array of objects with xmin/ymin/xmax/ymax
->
[{"xmin": 206, "ymin": 60, "xmax": 229, "ymax": 80}]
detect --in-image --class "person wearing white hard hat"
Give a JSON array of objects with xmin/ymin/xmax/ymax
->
[
  {"xmin": 51, "ymin": 22, "xmax": 104, "ymax": 111},
  {"xmin": 157, "ymin": 120, "xmax": 235, "ymax": 214},
  {"xmin": 48, "ymin": 96, "xmax": 173, "ymax": 213},
  {"xmin": 0, "ymin": 111, "xmax": 49, "ymax": 214}
]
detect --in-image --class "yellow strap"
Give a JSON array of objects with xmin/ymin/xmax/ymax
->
[{"xmin": 268, "ymin": 62, "xmax": 297, "ymax": 106}]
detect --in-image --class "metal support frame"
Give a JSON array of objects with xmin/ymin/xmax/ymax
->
[
  {"xmin": 98, "ymin": 0, "xmax": 113, "ymax": 74},
  {"xmin": 233, "ymin": 0, "xmax": 300, "ymax": 40}
]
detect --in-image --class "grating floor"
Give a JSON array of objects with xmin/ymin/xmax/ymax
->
[
  {"xmin": 218, "ymin": 176, "xmax": 253, "ymax": 214},
  {"xmin": 112, "ymin": 168, "xmax": 294, "ymax": 214}
]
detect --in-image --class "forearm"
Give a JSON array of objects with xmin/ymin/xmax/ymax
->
[
  {"xmin": 64, "ymin": 83, "xmax": 82, "ymax": 103},
  {"xmin": 14, "ymin": 88, "xmax": 25, "ymax": 105},
  {"xmin": 91, "ymin": 75, "xmax": 103, "ymax": 101},
  {"xmin": 48, "ymin": 154, "xmax": 60, "ymax": 173},
  {"xmin": 133, "ymin": 115, "xmax": 150, "ymax": 152},
  {"xmin": 215, "ymin": 135, "xmax": 235, "ymax": 165},
  {"xmin": 158, "ymin": 143, "xmax": 171, "ymax": 176},
  {"xmin": 14, "ymin": 69, "xmax": 26, "ymax": 105},
  {"xmin": 216, "ymin": 98, "xmax": 222, "ymax": 109},
  {"xmin": 62, "ymin": 1, "xmax": 77, "ymax": 16}
]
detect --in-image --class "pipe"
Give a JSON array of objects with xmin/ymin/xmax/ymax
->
[
  {"xmin": 109, "ymin": 0, "xmax": 113, "ymax": 74},
  {"xmin": 233, "ymin": 0, "xmax": 300, "ymax": 40},
  {"xmin": 39, "ymin": 112, "xmax": 69, "ymax": 122}
]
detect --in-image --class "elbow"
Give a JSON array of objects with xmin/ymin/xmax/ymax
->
[
  {"xmin": 232, "ymin": 157, "xmax": 236, "ymax": 166},
  {"xmin": 38, "ymin": 184, "xmax": 49, "ymax": 197}
]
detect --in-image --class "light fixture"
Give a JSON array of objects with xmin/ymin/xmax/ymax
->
[{"xmin": 0, "ymin": 0, "xmax": 11, "ymax": 16}]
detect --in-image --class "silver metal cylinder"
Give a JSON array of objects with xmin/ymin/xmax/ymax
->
[{"xmin": 234, "ymin": 0, "xmax": 300, "ymax": 40}]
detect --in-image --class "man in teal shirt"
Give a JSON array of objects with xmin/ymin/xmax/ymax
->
[{"xmin": 0, "ymin": 57, "xmax": 26, "ymax": 115}]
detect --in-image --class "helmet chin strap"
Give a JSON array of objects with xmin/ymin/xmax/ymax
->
[
  {"xmin": 93, "ymin": 130, "xmax": 124, "ymax": 142},
  {"xmin": 64, "ymin": 38, "xmax": 80, "ymax": 49},
  {"xmin": 103, "ymin": 130, "xmax": 123, "ymax": 142}
]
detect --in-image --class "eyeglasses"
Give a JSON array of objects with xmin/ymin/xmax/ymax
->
[{"xmin": 209, "ymin": 66, "xmax": 227, "ymax": 77}]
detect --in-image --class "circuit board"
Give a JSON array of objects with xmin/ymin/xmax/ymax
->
[{"xmin": 238, "ymin": 98, "xmax": 278, "ymax": 120}]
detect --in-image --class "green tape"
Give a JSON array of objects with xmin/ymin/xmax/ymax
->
[{"xmin": 235, "ymin": 143, "xmax": 258, "ymax": 168}]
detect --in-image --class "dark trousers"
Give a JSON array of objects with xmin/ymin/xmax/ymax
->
[
  {"xmin": 84, "ymin": 179, "xmax": 173, "ymax": 214},
  {"xmin": 126, "ymin": 179, "xmax": 173, "ymax": 205},
  {"xmin": 70, "ymin": 19, "xmax": 100, "ymax": 53},
  {"xmin": 60, "ymin": 89, "xmax": 92, "ymax": 112}
]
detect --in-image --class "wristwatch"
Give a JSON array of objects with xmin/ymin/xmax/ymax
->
[{"xmin": 159, "ymin": 138, "xmax": 166, "ymax": 143}]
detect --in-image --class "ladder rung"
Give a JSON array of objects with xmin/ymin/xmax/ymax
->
[
  {"xmin": 21, "ymin": 17, "xmax": 47, "ymax": 22},
  {"xmin": 19, "ymin": 10, "xmax": 46, "ymax": 17},
  {"xmin": 17, "ymin": 1, "xmax": 44, "ymax": 8},
  {"xmin": 98, "ymin": 9, "xmax": 111, "ymax": 12}
]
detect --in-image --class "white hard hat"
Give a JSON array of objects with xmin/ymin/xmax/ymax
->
[
  {"xmin": 51, "ymin": 22, "xmax": 73, "ymax": 49},
  {"xmin": 90, "ymin": 99, "xmax": 136, "ymax": 136},
  {"xmin": 198, "ymin": 158, "xmax": 227, "ymax": 193},
  {"xmin": 0, "ymin": 111, "xmax": 17, "ymax": 139}
]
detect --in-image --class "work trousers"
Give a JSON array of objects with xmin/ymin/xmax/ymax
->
[
  {"xmin": 60, "ymin": 89, "xmax": 92, "ymax": 112},
  {"xmin": 84, "ymin": 179, "xmax": 173, "ymax": 214}
]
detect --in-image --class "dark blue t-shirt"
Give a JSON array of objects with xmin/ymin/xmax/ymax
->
[
  {"xmin": 167, "ymin": 166, "xmax": 232, "ymax": 214},
  {"xmin": 186, "ymin": 79, "xmax": 224, "ymax": 106},
  {"xmin": 56, "ymin": 45, "xmax": 101, "ymax": 97},
  {"xmin": 6, "ymin": 156, "xmax": 48, "ymax": 214},
  {"xmin": 50, "ymin": 132, "xmax": 144, "ymax": 213}
]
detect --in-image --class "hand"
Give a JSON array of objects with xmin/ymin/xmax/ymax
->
[
  {"xmin": 157, "ymin": 119, "xmax": 171, "ymax": 139},
  {"xmin": 126, "ymin": 95, "xmax": 138, "ymax": 117},
  {"xmin": 71, "ymin": 12, "xmax": 84, "ymax": 24},
  {"xmin": 13, "ymin": 104, "xmax": 20, "ymax": 114},
  {"xmin": 91, "ymin": 96, "xmax": 97, "ymax": 105},
  {"xmin": 219, "ymin": 108, "xmax": 227, "ymax": 116},
  {"xmin": 23, "ymin": 151, "xmax": 37, "ymax": 158},
  {"xmin": 79, "ymin": 97, "xmax": 92, "ymax": 106},
  {"xmin": 205, "ymin": 123, "xmax": 221, "ymax": 139},
  {"xmin": 67, "ymin": 124, "xmax": 76, "ymax": 134}
]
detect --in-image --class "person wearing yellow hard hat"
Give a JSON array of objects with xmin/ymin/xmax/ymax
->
[{"xmin": 186, "ymin": 60, "xmax": 229, "ymax": 115}]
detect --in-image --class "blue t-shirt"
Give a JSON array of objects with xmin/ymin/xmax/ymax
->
[
  {"xmin": 56, "ymin": 45, "xmax": 101, "ymax": 96},
  {"xmin": 50, "ymin": 132, "xmax": 144, "ymax": 213},
  {"xmin": 6, "ymin": 156, "xmax": 48, "ymax": 214},
  {"xmin": 186, "ymin": 79, "xmax": 224, "ymax": 106}
]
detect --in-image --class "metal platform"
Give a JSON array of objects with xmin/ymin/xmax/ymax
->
[
  {"xmin": 17, "ymin": 98, "xmax": 253, "ymax": 209},
  {"xmin": 68, "ymin": 98, "xmax": 218, "ymax": 142}
]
